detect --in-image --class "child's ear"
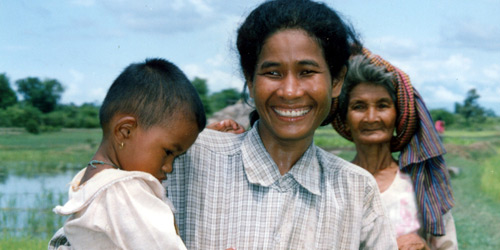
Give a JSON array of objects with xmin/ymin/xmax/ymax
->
[{"xmin": 113, "ymin": 115, "xmax": 138, "ymax": 141}]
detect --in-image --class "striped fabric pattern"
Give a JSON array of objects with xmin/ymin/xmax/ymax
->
[
  {"xmin": 331, "ymin": 48, "xmax": 454, "ymax": 236},
  {"xmin": 363, "ymin": 48, "xmax": 418, "ymax": 152},
  {"xmin": 399, "ymin": 93, "xmax": 454, "ymax": 236}
]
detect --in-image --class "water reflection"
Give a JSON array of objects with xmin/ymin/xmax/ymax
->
[{"xmin": 0, "ymin": 169, "xmax": 79, "ymax": 238}]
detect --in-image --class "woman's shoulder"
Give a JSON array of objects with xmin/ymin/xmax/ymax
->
[
  {"xmin": 315, "ymin": 146, "xmax": 377, "ymax": 186},
  {"xmin": 191, "ymin": 128, "xmax": 248, "ymax": 155}
]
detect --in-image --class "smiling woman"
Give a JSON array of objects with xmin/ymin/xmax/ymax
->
[{"xmin": 165, "ymin": 0, "xmax": 397, "ymax": 249}]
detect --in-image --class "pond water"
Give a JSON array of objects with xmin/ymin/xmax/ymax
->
[
  {"xmin": 0, "ymin": 170, "xmax": 79, "ymax": 238},
  {"xmin": 0, "ymin": 170, "xmax": 77, "ymax": 206}
]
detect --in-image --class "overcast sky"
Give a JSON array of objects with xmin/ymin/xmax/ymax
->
[{"xmin": 2, "ymin": 0, "xmax": 499, "ymax": 114}]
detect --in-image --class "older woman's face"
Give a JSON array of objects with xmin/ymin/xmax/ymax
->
[
  {"xmin": 247, "ymin": 29, "xmax": 342, "ymax": 143},
  {"xmin": 345, "ymin": 82, "xmax": 396, "ymax": 146}
]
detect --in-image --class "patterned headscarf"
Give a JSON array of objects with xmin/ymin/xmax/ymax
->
[{"xmin": 331, "ymin": 48, "xmax": 454, "ymax": 236}]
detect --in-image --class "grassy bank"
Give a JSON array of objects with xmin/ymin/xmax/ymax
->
[{"xmin": 0, "ymin": 128, "xmax": 101, "ymax": 175}]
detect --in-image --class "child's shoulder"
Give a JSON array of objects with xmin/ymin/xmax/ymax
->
[
  {"xmin": 192, "ymin": 129, "xmax": 247, "ymax": 155},
  {"xmin": 56, "ymin": 170, "xmax": 164, "ymax": 216}
]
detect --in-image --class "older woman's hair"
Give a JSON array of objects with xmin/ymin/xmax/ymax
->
[{"xmin": 338, "ymin": 55, "xmax": 397, "ymax": 120}]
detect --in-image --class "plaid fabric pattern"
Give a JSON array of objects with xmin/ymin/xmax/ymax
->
[
  {"xmin": 331, "ymin": 49, "xmax": 454, "ymax": 236},
  {"xmin": 166, "ymin": 125, "xmax": 396, "ymax": 249}
]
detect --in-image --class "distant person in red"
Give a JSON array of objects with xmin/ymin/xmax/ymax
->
[{"xmin": 435, "ymin": 120, "xmax": 445, "ymax": 139}]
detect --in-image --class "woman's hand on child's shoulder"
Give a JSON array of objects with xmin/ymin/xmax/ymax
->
[
  {"xmin": 207, "ymin": 119, "xmax": 245, "ymax": 134},
  {"xmin": 396, "ymin": 233, "xmax": 430, "ymax": 250}
]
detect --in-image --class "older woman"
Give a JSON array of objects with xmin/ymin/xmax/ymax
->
[{"xmin": 331, "ymin": 51, "xmax": 457, "ymax": 249}]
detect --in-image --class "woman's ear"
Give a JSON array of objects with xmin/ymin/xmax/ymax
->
[
  {"xmin": 245, "ymin": 75, "xmax": 255, "ymax": 98},
  {"xmin": 331, "ymin": 66, "xmax": 347, "ymax": 98},
  {"xmin": 113, "ymin": 115, "xmax": 138, "ymax": 142}
]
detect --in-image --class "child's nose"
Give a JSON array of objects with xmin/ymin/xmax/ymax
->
[{"xmin": 162, "ymin": 160, "xmax": 174, "ymax": 173}]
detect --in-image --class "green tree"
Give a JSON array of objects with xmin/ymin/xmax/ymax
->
[
  {"xmin": 210, "ymin": 88, "xmax": 241, "ymax": 112},
  {"xmin": 430, "ymin": 108, "xmax": 456, "ymax": 126},
  {"xmin": 3, "ymin": 103, "xmax": 42, "ymax": 133},
  {"xmin": 15, "ymin": 77, "xmax": 65, "ymax": 113},
  {"xmin": 192, "ymin": 77, "xmax": 212, "ymax": 115},
  {"xmin": 0, "ymin": 73, "xmax": 18, "ymax": 109},
  {"xmin": 454, "ymin": 88, "xmax": 486, "ymax": 125}
]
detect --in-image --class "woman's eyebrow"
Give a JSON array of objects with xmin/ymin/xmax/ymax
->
[
  {"xmin": 298, "ymin": 59, "xmax": 320, "ymax": 67},
  {"xmin": 259, "ymin": 61, "xmax": 280, "ymax": 69}
]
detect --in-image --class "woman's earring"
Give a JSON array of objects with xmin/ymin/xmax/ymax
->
[{"xmin": 119, "ymin": 142, "xmax": 124, "ymax": 149}]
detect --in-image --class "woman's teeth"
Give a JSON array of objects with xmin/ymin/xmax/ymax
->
[{"xmin": 274, "ymin": 108, "xmax": 310, "ymax": 117}]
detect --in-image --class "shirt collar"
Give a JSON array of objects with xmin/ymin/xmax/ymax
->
[{"xmin": 241, "ymin": 123, "xmax": 322, "ymax": 196}]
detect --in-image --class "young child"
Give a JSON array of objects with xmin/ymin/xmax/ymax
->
[{"xmin": 52, "ymin": 58, "xmax": 205, "ymax": 250}]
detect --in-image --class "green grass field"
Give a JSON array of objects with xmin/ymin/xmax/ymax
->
[
  {"xmin": 0, "ymin": 128, "xmax": 101, "ymax": 175},
  {"xmin": 1, "ymin": 127, "xmax": 499, "ymax": 249}
]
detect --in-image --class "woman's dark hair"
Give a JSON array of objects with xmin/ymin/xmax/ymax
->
[
  {"xmin": 99, "ymin": 58, "xmax": 206, "ymax": 132},
  {"xmin": 338, "ymin": 55, "xmax": 397, "ymax": 121},
  {"xmin": 237, "ymin": 0, "xmax": 360, "ymax": 126}
]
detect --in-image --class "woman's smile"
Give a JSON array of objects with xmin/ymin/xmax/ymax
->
[{"xmin": 272, "ymin": 106, "xmax": 311, "ymax": 118}]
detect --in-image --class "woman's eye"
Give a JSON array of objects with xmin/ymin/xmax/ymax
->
[
  {"xmin": 301, "ymin": 70, "xmax": 316, "ymax": 75},
  {"xmin": 351, "ymin": 104, "xmax": 364, "ymax": 110},
  {"xmin": 165, "ymin": 150, "xmax": 173, "ymax": 156},
  {"xmin": 265, "ymin": 71, "xmax": 280, "ymax": 77},
  {"xmin": 378, "ymin": 103, "xmax": 390, "ymax": 109}
]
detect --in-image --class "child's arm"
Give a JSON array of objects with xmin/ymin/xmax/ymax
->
[
  {"xmin": 59, "ymin": 177, "xmax": 187, "ymax": 249},
  {"xmin": 105, "ymin": 179, "xmax": 187, "ymax": 249},
  {"xmin": 207, "ymin": 119, "xmax": 246, "ymax": 134}
]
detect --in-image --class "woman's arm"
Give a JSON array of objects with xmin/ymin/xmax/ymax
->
[
  {"xmin": 427, "ymin": 211, "xmax": 458, "ymax": 250},
  {"xmin": 397, "ymin": 233, "xmax": 430, "ymax": 250}
]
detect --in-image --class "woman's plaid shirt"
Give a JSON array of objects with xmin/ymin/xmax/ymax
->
[{"xmin": 166, "ymin": 126, "xmax": 396, "ymax": 250}]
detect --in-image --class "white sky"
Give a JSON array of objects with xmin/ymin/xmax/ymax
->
[{"xmin": 2, "ymin": 0, "xmax": 500, "ymax": 114}]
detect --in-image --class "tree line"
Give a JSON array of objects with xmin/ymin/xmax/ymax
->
[
  {"xmin": 429, "ymin": 88, "xmax": 497, "ymax": 130},
  {"xmin": 1, "ymin": 72, "xmax": 496, "ymax": 134},
  {"xmin": 0, "ymin": 73, "xmax": 242, "ymax": 134}
]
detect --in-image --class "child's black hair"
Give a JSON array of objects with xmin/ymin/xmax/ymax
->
[{"xmin": 99, "ymin": 58, "xmax": 206, "ymax": 132}]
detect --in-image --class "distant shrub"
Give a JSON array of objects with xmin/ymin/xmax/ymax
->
[
  {"xmin": 0, "ymin": 108, "xmax": 12, "ymax": 126},
  {"xmin": 25, "ymin": 119, "xmax": 40, "ymax": 134},
  {"xmin": 430, "ymin": 108, "xmax": 456, "ymax": 126},
  {"xmin": 4, "ymin": 104, "xmax": 42, "ymax": 129}
]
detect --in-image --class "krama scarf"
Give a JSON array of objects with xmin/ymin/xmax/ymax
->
[{"xmin": 331, "ymin": 48, "xmax": 454, "ymax": 236}]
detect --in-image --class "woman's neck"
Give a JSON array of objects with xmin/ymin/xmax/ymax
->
[
  {"xmin": 257, "ymin": 125, "xmax": 313, "ymax": 175},
  {"xmin": 352, "ymin": 142, "xmax": 399, "ymax": 192},
  {"xmin": 352, "ymin": 142, "xmax": 396, "ymax": 175}
]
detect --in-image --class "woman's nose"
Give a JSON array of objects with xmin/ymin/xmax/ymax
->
[
  {"xmin": 365, "ymin": 107, "xmax": 379, "ymax": 122},
  {"xmin": 277, "ymin": 74, "xmax": 304, "ymax": 99}
]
